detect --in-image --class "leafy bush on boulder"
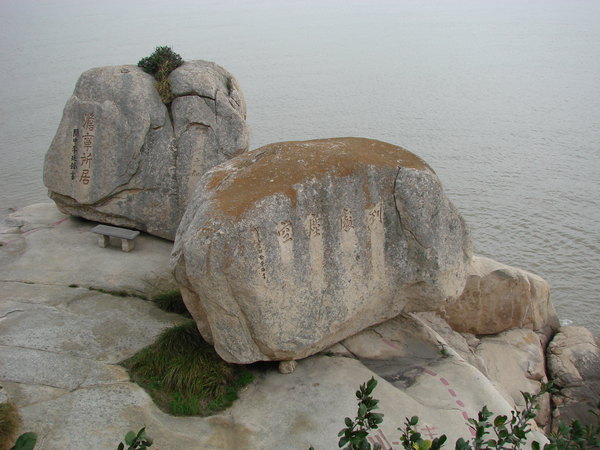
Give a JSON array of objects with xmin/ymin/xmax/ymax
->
[
  {"xmin": 137, "ymin": 46, "xmax": 183, "ymax": 77},
  {"xmin": 137, "ymin": 46, "xmax": 183, "ymax": 103}
]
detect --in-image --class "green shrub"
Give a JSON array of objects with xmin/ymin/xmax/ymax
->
[
  {"xmin": 338, "ymin": 377, "xmax": 385, "ymax": 450},
  {"xmin": 137, "ymin": 46, "xmax": 183, "ymax": 77},
  {"xmin": 137, "ymin": 46, "xmax": 183, "ymax": 104},
  {"xmin": 122, "ymin": 321, "xmax": 253, "ymax": 416}
]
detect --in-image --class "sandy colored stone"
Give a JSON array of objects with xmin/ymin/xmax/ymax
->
[
  {"xmin": 43, "ymin": 61, "xmax": 248, "ymax": 240},
  {"xmin": 439, "ymin": 255, "xmax": 560, "ymax": 335},
  {"xmin": 278, "ymin": 360, "xmax": 298, "ymax": 374},
  {"xmin": 476, "ymin": 328, "xmax": 550, "ymax": 427},
  {"xmin": 412, "ymin": 312, "xmax": 487, "ymax": 373},
  {"xmin": 172, "ymin": 137, "xmax": 472, "ymax": 364},
  {"xmin": 341, "ymin": 314, "xmax": 443, "ymax": 362}
]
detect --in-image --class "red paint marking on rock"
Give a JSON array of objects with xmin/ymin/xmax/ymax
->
[{"xmin": 2, "ymin": 217, "xmax": 69, "ymax": 246}]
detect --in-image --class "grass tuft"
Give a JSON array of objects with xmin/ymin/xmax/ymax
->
[
  {"xmin": 123, "ymin": 321, "xmax": 254, "ymax": 416},
  {"xmin": 153, "ymin": 291, "xmax": 191, "ymax": 317},
  {"xmin": 0, "ymin": 401, "xmax": 22, "ymax": 449}
]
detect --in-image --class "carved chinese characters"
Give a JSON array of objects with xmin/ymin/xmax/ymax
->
[
  {"xmin": 254, "ymin": 229, "xmax": 268, "ymax": 281},
  {"xmin": 305, "ymin": 213, "xmax": 322, "ymax": 237},
  {"xmin": 69, "ymin": 112, "xmax": 96, "ymax": 185},
  {"xmin": 70, "ymin": 129, "xmax": 79, "ymax": 181},
  {"xmin": 78, "ymin": 113, "xmax": 95, "ymax": 185},
  {"xmin": 68, "ymin": 113, "xmax": 95, "ymax": 185},
  {"xmin": 341, "ymin": 208, "xmax": 355, "ymax": 232}
]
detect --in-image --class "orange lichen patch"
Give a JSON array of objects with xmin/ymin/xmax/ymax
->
[{"xmin": 209, "ymin": 137, "xmax": 433, "ymax": 218}]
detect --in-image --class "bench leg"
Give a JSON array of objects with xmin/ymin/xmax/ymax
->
[
  {"xmin": 121, "ymin": 238, "xmax": 135, "ymax": 252},
  {"xmin": 98, "ymin": 235, "xmax": 110, "ymax": 248}
]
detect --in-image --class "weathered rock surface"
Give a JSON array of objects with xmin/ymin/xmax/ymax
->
[
  {"xmin": 0, "ymin": 203, "xmax": 176, "ymax": 297},
  {"xmin": 439, "ymin": 256, "xmax": 560, "ymax": 335},
  {"xmin": 411, "ymin": 312, "xmax": 488, "ymax": 374},
  {"xmin": 547, "ymin": 326, "xmax": 600, "ymax": 427},
  {"xmin": 43, "ymin": 61, "xmax": 248, "ymax": 240},
  {"xmin": 475, "ymin": 329, "xmax": 551, "ymax": 428},
  {"xmin": 172, "ymin": 137, "xmax": 472, "ymax": 364}
]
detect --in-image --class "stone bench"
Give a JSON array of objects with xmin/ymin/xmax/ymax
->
[{"xmin": 91, "ymin": 224, "xmax": 140, "ymax": 252}]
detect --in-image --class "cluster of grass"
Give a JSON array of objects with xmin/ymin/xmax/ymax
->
[
  {"xmin": 138, "ymin": 46, "xmax": 183, "ymax": 104},
  {"xmin": 122, "ymin": 320, "xmax": 253, "ymax": 416},
  {"xmin": 0, "ymin": 402, "xmax": 21, "ymax": 449},
  {"xmin": 152, "ymin": 290, "xmax": 191, "ymax": 317}
]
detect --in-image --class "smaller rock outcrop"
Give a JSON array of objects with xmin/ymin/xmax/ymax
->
[
  {"xmin": 475, "ymin": 329, "xmax": 551, "ymax": 428},
  {"xmin": 172, "ymin": 137, "xmax": 472, "ymax": 364},
  {"xmin": 439, "ymin": 256, "xmax": 560, "ymax": 335},
  {"xmin": 547, "ymin": 326, "xmax": 600, "ymax": 428},
  {"xmin": 43, "ymin": 60, "xmax": 249, "ymax": 240}
]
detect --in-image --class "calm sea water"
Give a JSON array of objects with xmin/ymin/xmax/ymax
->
[{"xmin": 1, "ymin": 0, "xmax": 599, "ymax": 335}]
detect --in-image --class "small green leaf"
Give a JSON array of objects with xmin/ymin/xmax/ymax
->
[
  {"xmin": 370, "ymin": 413, "xmax": 384, "ymax": 424},
  {"xmin": 12, "ymin": 432, "xmax": 38, "ymax": 450},
  {"xmin": 494, "ymin": 415, "xmax": 507, "ymax": 427},
  {"xmin": 124, "ymin": 431, "xmax": 136, "ymax": 445},
  {"xmin": 410, "ymin": 416, "xmax": 419, "ymax": 426},
  {"xmin": 345, "ymin": 417, "xmax": 353, "ymax": 427},
  {"xmin": 366, "ymin": 377, "xmax": 377, "ymax": 395},
  {"xmin": 338, "ymin": 435, "xmax": 349, "ymax": 448},
  {"xmin": 431, "ymin": 435, "xmax": 447, "ymax": 450},
  {"xmin": 358, "ymin": 403, "xmax": 367, "ymax": 419},
  {"xmin": 355, "ymin": 430, "xmax": 369, "ymax": 439}
]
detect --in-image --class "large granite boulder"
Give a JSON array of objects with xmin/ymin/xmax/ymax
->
[
  {"xmin": 43, "ymin": 60, "xmax": 249, "ymax": 240},
  {"xmin": 172, "ymin": 137, "xmax": 472, "ymax": 364},
  {"xmin": 439, "ymin": 256, "xmax": 560, "ymax": 336}
]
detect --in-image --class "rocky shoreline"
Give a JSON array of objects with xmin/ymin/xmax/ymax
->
[{"xmin": 1, "ymin": 203, "xmax": 598, "ymax": 449}]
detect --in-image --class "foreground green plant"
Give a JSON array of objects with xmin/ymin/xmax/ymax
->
[
  {"xmin": 137, "ymin": 46, "xmax": 183, "ymax": 103},
  {"xmin": 542, "ymin": 403, "xmax": 600, "ymax": 450},
  {"xmin": 333, "ymin": 379, "xmax": 599, "ymax": 450},
  {"xmin": 400, "ymin": 416, "xmax": 447, "ymax": 450},
  {"xmin": 122, "ymin": 320, "xmax": 253, "ymax": 416},
  {"xmin": 117, "ymin": 427, "xmax": 153, "ymax": 450},
  {"xmin": 10, "ymin": 432, "xmax": 37, "ymax": 450},
  {"xmin": 338, "ymin": 377, "xmax": 385, "ymax": 449},
  {"xmin": 455, "ymin": 386, "xmax": 548, "ymax": 449}
]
